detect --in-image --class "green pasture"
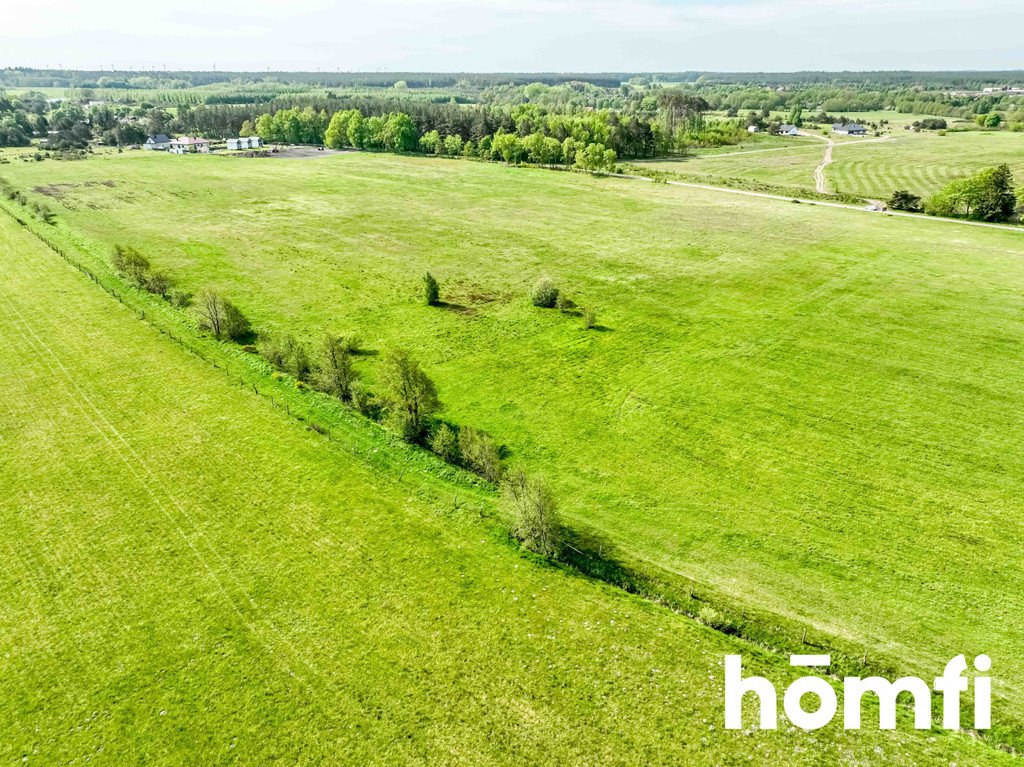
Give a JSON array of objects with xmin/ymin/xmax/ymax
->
[
  {"xmin": 632, "ymin": 141, "xmax": 823, "ymax": 187},
  {"xmin": 4, "ymin": 214, "xmax": 1013, "ymax": 764},
  {"xmin": 3, "ymin": 150, "xmax": 1024, "ymax": 743},
  {"xmin": 631, "ymin": 124, "xmax": 1024, "ymax": 201}
]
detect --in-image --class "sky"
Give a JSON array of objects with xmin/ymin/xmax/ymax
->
[{"xmin": 3, "ymin": 0, "xmax": 1024, "ymax": 73}]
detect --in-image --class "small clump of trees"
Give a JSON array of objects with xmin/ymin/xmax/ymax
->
[
  {"xmin": 378, "ymin": 348, "xmax": 441, "ymax": 441},
  {"xmin": 318, "ymin": 334, "xmax": 359, "ymax": 401},
  {"xmin": 888, "ymin": 190, "xmax": 922, "ymax": 212},
  {"xmin": 196, "ymin": 288, "xmax": 252, "ymax": 342},
  {"xmin": 259, "ymin": 333, "xmax": 312, "ymax": 379},
  {"xmin": 925, "ymin": 164, "xmax": 1018, "ymax": 222},
  {"xmin": 501, "ymin": 468, "xmax": 562, "ymax": 558}
]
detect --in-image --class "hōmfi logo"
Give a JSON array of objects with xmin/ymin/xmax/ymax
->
[{"xmin": 724, "ymin": 654, "xmax": 991, "ymax": 731}]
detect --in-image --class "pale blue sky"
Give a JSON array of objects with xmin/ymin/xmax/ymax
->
[{"xmin": 4, "ymin": 0, "xmax": 1023, "ymax": 72}]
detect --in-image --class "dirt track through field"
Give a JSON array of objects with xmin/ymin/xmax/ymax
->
[{"xmin": 799, "ymin": 130, "xmax": 892, "ymax": 194}]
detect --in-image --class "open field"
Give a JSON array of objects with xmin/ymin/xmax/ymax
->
[
  {"xmin": 4, "ymin": 149, "xmax": 1024, "ymax": 744},
  {"xmin": 630, "ymin": 125, "xmax": 1024, "ymax": 200},
  {"xmin": 828, "ymin": 130, "xmax": 1024, "ymax": 199},
  {"xmin": 631, "ymin": 141, "xmax": 824, "ymax": 188},
  {"xmin": 4, "ymin": 212, "xmax": 1013, "ymax": 765}
]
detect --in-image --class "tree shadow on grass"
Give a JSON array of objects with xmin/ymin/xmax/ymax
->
[
  {"xmin": 436, "ymin": 300, "xmax": 475, "ymax": 315},
  {"xmin": 557, "ymin": 525, "xmax": 638, "ymax": 593}
]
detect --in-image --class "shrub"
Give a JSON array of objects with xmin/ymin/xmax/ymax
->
[
  {"xmin": 582, "ymin": 308, "xmax": 597, "ymax": 329},
  {"xmin": 429, "ymin": 423, "xmax": 460, "ymax": 463},
  {"xmin": 458, "ymin": 426, "xmax": 502, "ymax": 482},
  {"xmin": 888, "ymin": 190, "xmax": 922, "ymax": 212},
  {"xmin": 422, "ymin": 271, "xmax": 440, "ymax": 305},
  {"xmin": 33, "ymin": 202, "xmax": 55, "ymax": 224},
  {"xmin": 696, "ymin": 605, "xmax": 738, "ymax": 634},
  {"xmin": 197, "ymin": 288, "xmax": 250, "ymax": 342},
  {"xmin": 259, "ymin": 334, "xmax": 288, "ymax": 369},
  {"xmin": 555, "ymin": 293, "xmax": 574, "ymax": 312},
  {"xmin": 502, "ymin": 468, "xmax": 561, "ymax": 558},
  {"xmin": 169, "ymin": 288, "xmax": 193, "ymax": 308},
  {"xmin": 318, "ymin": 334, "xmax": 358, "ymax": 401},
  {"xmin": 145, "ymin": 270, "xmax": 174, "ymax": 298},
  {"xmin": 531, "ymin": 277, "xmax": 560, "ymax": 308},
  {"xmin": 222, "ymin": 299, "xmax": 252, "ymax": 343},
  {"xmin": 260, "ymin": 333, "xmax": 311, "ymax": 379},
  {"xmin": 111, "ymin": 244, "xmax": 151, "ymax": 287},
  {"xmin": 350, "ymin": 381, "xmax": 378, "ymax": 419},
  {"xmin": 197, "ymin": 288, "xmax": 226, "ymax": 338}
]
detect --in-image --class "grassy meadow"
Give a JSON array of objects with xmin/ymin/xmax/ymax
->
[
  {"xmin": 630, "ymin": 141, "xmax": 824, "ymax": 188},
  {"xmin": 3, "ymin": 146, "xmax": 1024, "ymax": 748},
  {"xmin": 630, "ymin": 117, "xmax": 1024, "ymax": 200},
  {"xmin": 828, "ymin": 129, "xmax": 1024, "ymax": 199},
  {"xmin": 5, "ymin": 212, "xmax": 1015, "ymax": 765}
]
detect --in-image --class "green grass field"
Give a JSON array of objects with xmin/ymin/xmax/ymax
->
[
  {"xmin": 828, "ymin": 129, "xmax": 1024, "ymax": 199},
  {"xmin": 5, "ymin": 212, "xmax": 1013, "ymax": 765},
  {"xmin": 3, "ymin": 148, "xmax": 1024, "ymax": 756},
  {"xmin": 626, "ymin": 111, "xmax": 1024, "ymax": 199},
  {"xmin": 631, "ymin": 141, "xmax": 824, "ymax": 188}
]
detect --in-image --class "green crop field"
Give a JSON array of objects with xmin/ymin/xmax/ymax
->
[
  {"xmin": 828, "ymin": 130, "xmax": 1024, "ymax": 200},
  {"xmin": 4, "ymin": 211, "xmax": 1011, "ymax": 765},
  {"xmin": 3, "ymin": 148, "xmax": 1024, "ymax": 761}
]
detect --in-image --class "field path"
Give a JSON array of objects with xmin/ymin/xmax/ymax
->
[
  {"xmin": 799, "ymin": 130, "xmax": 892, "ymax": 194},
  {"xmin": 798, "ymin": 130, "xmax": 835, "ymax": 193}
]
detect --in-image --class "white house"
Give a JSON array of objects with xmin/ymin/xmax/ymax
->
[
  {"xmin": 832, "ymin": 123, "xmax": 867, "ymax": 136},
  {"xmin": 226, "ymin": 136, "xmax": 262, "ymax": 150},
  {"xmin": 747, "ymin": 125, "xmax": 760, "ymax": 133},
  {"xmin": 143, "ymin": 133, "xmax": 173, "ymax": 151},
  {"xmin": 778, "ymin": 124, "xmax": 800, "ymax": 136},
  {"xmin": 169, "ymin": 136, "xmax": 211, "ymax": 154}
]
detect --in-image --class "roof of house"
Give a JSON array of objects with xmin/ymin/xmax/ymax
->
[
  {"xmin": 779, "ymin": 124, "xmax": 798, "ymax": 131},
  {"xmin": 146, "ymin": 134, "xmax": 172, "ymax": 143},
  {"xmin": 833, "ymin": 123, "xmax": 866, "ymax": 131},
  {"xmin": 171, "ymin": 136, "xmax": 210, "ymax": 145}
]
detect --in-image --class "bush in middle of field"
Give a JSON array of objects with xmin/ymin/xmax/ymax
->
[{"xmin": 531, "ymin": 277, "xmax": 560, "ymax": 308}]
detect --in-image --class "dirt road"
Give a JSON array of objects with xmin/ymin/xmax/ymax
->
[{"xmin": 798, "ymin": 130, "xmax": 892, "ymax": 194}]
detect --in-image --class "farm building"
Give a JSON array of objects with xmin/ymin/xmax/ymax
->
[
  {"xmin": 169, "ymin": 137, "xmax": 211, "ymax": 154},
  {"xmin": 747, "ymin": 125, "xmax": 760, "ymax": 133},
  {"xmin": 143, "ymin": 134, "xmax": 173, "ymax": 151},
  {"xmin": 777, "ymin": 124, "xmax": 800, "ymax": 135},
  {"xmin": 227, "ymin": 136, "xmax": 263, "ymax": 150},
  {"xmin": 832, "ymin": 123, "xmax": 867, "ymax": 135}
]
